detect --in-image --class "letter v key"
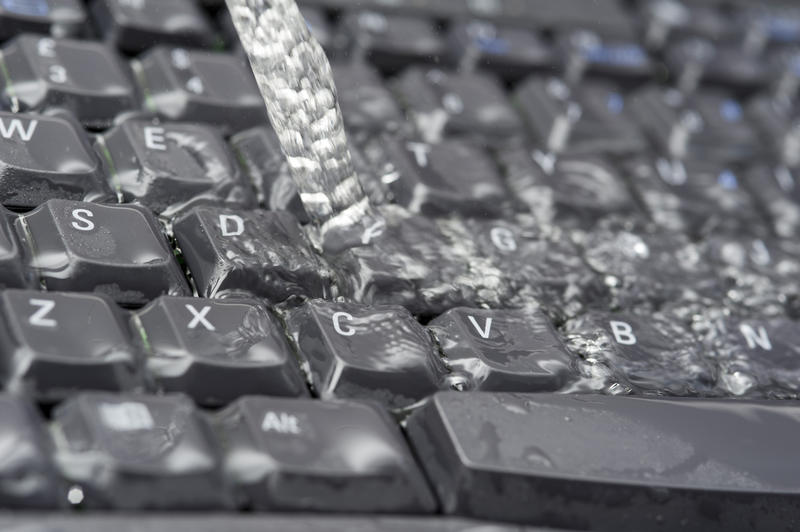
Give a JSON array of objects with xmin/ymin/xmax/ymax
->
[{"xmin": 468, "ymin": 315, "xmax": 493, "ymax": 339}]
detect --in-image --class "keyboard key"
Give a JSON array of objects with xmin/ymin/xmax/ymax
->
[
  {"xmin": 213, "ymin": 396, "xmax": 437, "ymax": 513},
  {"xmin": 0, "ymin": 515, "xmax": 533, "ymax": 532},
  {"xmin": 467, "ymin": 216, "xmax": 596, "ymax": 322},
  {"xmin": 745, "ymin": 163, "xmax": 800, "ymax": 239},
  {"xmin": 135, "ymin": 47, "xmax": 266, "ymax": 133},
  {"xmin": 0, "ymin": 0, "xmax": 86, "ymax": 39},
  {"xmin": 17, "ymin": 199, "xmax": 190, "ymax": 306},
  {"xmin": 98, "ymin": 117, "xmax": 255, "ymax": 216},
  {"xmin": 331, "ymin": 62, "xmax": 403, "ymax": 133},
  {"xmin": 132, "ymin": 296, "xmax": 307, "ymax": 406},
  {"xmin": 407, "ymin": 392, "xmax": 800, "ymax": 530},
  {"xmin": 0, "ymin": 206, "xmax": 31, "ymax": 288},
  {"xmin": 337, "ymin": 11, "xmax": 444, "ymax": 71},
  {"xmin": 704, "ymin": 235, "xmax": 800, "ymax": 318},
  {"xmin": 630, "ymin": 86, "xmax": 761, "ymax": 163},
  {"xmin": 702, "ymin": 317, "xmax": 800, "ymax": 398},
  {"xmin": 362, "ymin": 137, "xmax": 508, "ymax": 217},
  {"xmin": 445, "ymin": 20, "xmax": 552, "ymax": 80},
  {"xmin": 331, "ymin": 206, "xmax": 510, "ymax": 317},
  {"xmin": 287, "ymin": 300, "xmax": 443, "ymax": 409},
  {"xmin": 565, "ymin": 311, "xmax": 716, "ymax": 395},
  {"xmin": 514, "ymin": 77, "xmax": 647, "ymax": 156},
  {"xmin": 51, "ymin": 392, "xmax": 232, "ymax": 510},
  {"xmin": 0, "ymin": 35, "xmax": 137, "ymax": 129},
  {"xmin": 392, "ymin": 67, "xmax": 523, "ymax": 144},
  {"xmin": 0, "ymin": 110, "xmax": 113, "ymax": 209},
  {"xmin": 430, "ymin": 307, "xmax": 575, "ymax": 392},
  {"xmin": 91, "ymin": 0, "xmax": 215, "ymax": 53},
  {"xmin": 556, "ymin": 30, "xmax": 653, "ymax": 81},
  {"xmin": 498, "ymin": 146, "xmax": 638, "ymax": 227},
  {"xmin": 623, "ymin": 156, "xmax": 765, "ymax": 237},
  {"xmin": 579, "ymin": 225, "xmax": 721, "ymax": 312},
  {"xmin": 173, "ymin": 206, "xmax": 333, "ymax": 302},
  {"xmin": 0, "ymin": 290, "xmax": 141, "ymax": 400},
  {"xmin": 0, "ymin": 395, "xmax": 59, "ymax": 508}
]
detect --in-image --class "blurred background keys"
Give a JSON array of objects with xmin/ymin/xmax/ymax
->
[
  {"xmin": 0, "ymin": 395, "xmax": 59, "ymax": 508},
  {"xmin": 214, "ymin": 396, "xmax": 437, "ymax": 513},
  {"xmin": 51, "ymin": 392, "xmax": 231, "ymax": 510},
  {"xmin": 429, "ymin": 307, "xmax": 576, "ymax": 392},
  {"xmin": 135, "ymin": 47, "xmax": 266, "ymax": 134},
  {"xmin": 288, "ymin": 300, "xmax": 443, "ymax": 409},
  {"xmin": 337, "ymin": 11, "xmax": 443, "ymax": 72},
  {"xmin": 331, "ymin": 62, "xmax": 403, "ymax": 133},
  {"xmin": 0, "ymin": 0, "xmax": 86, "ymax": 39},
  {"xmin": 133, "ymin": 297, "xmax": 307, "ymax": 406},
  {"xmin": 407, "ymin": 392, "xmax": 800, "ymax": 531},
  {"xmin": 0, "ymin": 110, "xmax": 113, "ymax": 209},
  {"xmin": 445, "ymin": 20, "xmax": 552, "ymax": 81},
  {"xmin": 98, "ymin": 117, "xmax": 255, "ymax": 216},
  {"xmin": 0, "ymin": 35, "xmax": 137, "ymax": 129},
  {"xmin": 391, "ymin": 67, "xmax": 523, "ymax": 144},
  {"xmin": 17, "ymin": 199, "xmax": 190, "ymax": 306},
  {"xmin": 91, "ymin": 0, "xmax": 215, "ymax": 53},
  {"xmin": 0, "ymin": 290, "xmax": 141, "ymax": 400},
  {"xmin": 173, "ymin": 206, "xmax": 333, "ymax": 302}
]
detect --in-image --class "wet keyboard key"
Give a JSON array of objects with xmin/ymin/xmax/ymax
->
[
  {"xmin": 214, "ymin": 396, "xmax": 437, "ymax": 513},
  {"xmin": 498, "ymin": 146, "xmax": 638, "ymax": 227},
  {"xmin": 579, "ymin": 225, "xmax": 721, "ymax": 312},
  {"xmin": 0, "ymin": 110, "xmax": 112, "ymax": 209},
  {"xmin": 135, "ymin": 47, "xmax": 266, "ymax": 134},
  {"xmin": 745, "ymin": 163, "xmax": 800, "ymax": 239},
  {"xmin": 0, "ymin": 0, "xmax": 86, "ymax": 39},
  {"xmin": 702, "ymin": 318, "xmax": 800, "ymax": 398},
  {"xmin": 563, "ymin": 312, "xmax": 715, "ymax": 395},
  {"xmin": 407, "ymin": 392, "xmax": 800, "ymax": 531},
  {"xmin": 514, "ymin": 77, "xmax": 646, "ymax": 156},
  {"xmin": 365, "ymin": 137, "xmax": 508, "ymax": 217},
  {"xmin": 430, "ymin": 307, "xmax": 575, "ymax": 392},
  {"xmin": 0, "ymin": 395, "xmax": 59, "ymax": 508},
  {"xmin": 392, "ymin": 67, "xmax": 522, "ymax": 144},
  {"xmin": 92, "ymin": 0, "xmax": 215, "ymax": 53},
  {"xmin": 98, "ymin": 117, "xmax": 255, "ymax": 216},
  {"xmin": 51, "ymin": 392, "xmax": 231, "ymax": 510},
  {"xmin": 338, "ymin": 11, "xmax": 444, "ymax": 72},
  {"xmin": 331, "ymin": 62, "xmax": 403, "ymax": 133},
  {"xmin": 0, "ymin": 35, "xmax": 137, "ymax": 129},
  {"xmin": 623, "ymin": 156, "xmax": 766, "ymax": 237},
  {"xmin": 287, "ymin": 300, "xmax": 443, "ymax": 409},
  {"xmin": 17, "ymin": 199, "xmax": 190, "ymax": 306},
  {"xmin": 0, "ymin": 207, "xmax": 30, "ymax": 288},
  {"xmin": 173, "ymin": 206, "xmax": 333, "ymax": 302},
  {"xmin": 445, "ymin": 20, "xmax": 552, "ymax": 81},
  {"xmin": 0, "ymin": 290, "xmax": 140, "ymax": 400},
  {"xmin": 132, "ymin": 297, "xmax": 307, "ymax": 406}
]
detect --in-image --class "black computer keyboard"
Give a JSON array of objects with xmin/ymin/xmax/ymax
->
[{"xmin": 2, "ymin": 0, "xmax": 800, "ymax": 530}]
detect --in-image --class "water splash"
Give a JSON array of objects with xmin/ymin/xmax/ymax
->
[{"xmin": 225, "ymin": 0, "xmax": 381, "ymax": 250}]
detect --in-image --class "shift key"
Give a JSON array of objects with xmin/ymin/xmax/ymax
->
[{"xmin": 407, "ymin": 392, "xmax": 800, "ymax": 532}]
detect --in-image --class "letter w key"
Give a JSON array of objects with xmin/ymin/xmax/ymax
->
[{"xmin": 0, "ymin": 117, "xmax": 37, "ymax": 141}]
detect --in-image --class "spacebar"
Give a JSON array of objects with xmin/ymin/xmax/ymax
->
[
  {"xmin": 0, "ymin": 515, "xmax": 550, "ymax": 531},
  {"xmin": 407, "ymin": 392, "xmax": 800, "ymax": 532}
]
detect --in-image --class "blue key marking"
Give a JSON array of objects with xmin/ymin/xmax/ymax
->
[
  {"xmin": 2, "ymin": 0, "xmax": 49, "ymax": 16},
  {"xmin": 718, "ymin": 169, "xmax": 738, "ymax": 190},
  {"xmin": 475, "ymin": 35, "xmax": 509, "ymax": 55},
  {"xmin": 767, "ymin": 16, "xmax": 800, "ymax": 43},
  {"xmin": 606, "ymin": 92, "xmax": 624, "ymax": 114},
  {"xmin": 720, "ymin": 99, "xmax": 742, "ymax": 123},
  {"xmin": 585, "ymin": 44, "xmax": 647, "ymax": 68}
]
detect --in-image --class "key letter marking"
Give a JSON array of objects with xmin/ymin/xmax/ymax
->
[
  {"xmin": 468, "ymin": 315, "xmax": 493, "ymax": 339},
  {"xmin": 609, "ymin": 320, "xmax": 637, "ymax": 345},
  {"xmin": 332, "ymin": 312, "xmax": 355, "ymax": 336},
  {"xmin": 29, "ymin": 299, "xmax": 56, "ymax": 328}
]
